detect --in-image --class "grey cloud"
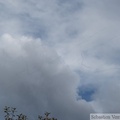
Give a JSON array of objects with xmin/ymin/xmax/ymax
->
[
  {"xmin": 0, "ymin": 0, "xmax": 120, "ymax": 118},
  {"xmin": 57, "ymin": 0, "xmax": 84, "ymax": 15},
  {"xmin": 93, "ymin": 79, "xmax": 120, "ymax": 112},
  {"xmin": 0, "ymin": 0, "xmax": 84, "ymax": 39},
  {"xmin": 0, "ymin": 34, "xmax": 94, "ymax": 120},
  {"xmin": 54, "ymin": 0, "xmax": 120, "ymax": 113}
]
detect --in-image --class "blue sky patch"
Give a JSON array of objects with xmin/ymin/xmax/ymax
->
[{"xmin": 77, "ymin": 85, "xmax": 96, "ymax": 102}]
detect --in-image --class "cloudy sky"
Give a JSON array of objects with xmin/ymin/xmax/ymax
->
[{"xmin": 0, "ymin": 0, "xmax": 120, "ymax": 120}]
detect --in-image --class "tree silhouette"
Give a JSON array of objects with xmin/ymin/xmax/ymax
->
[
  {"xmin": 4, "ymin": 106, "xmax": 57, "ymax": 120},
  {"xmin": 38, "ymin": 112, "xmax": 57, "ymax": 120}
]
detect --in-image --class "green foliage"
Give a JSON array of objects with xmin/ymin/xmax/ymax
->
[{"xmin": 4, "ymin": 106, "xmax": 57, "ymax": 120}]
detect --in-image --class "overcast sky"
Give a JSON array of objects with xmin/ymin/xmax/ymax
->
[{"xmin": 0, "ymin": 0, "xmax": 120, "ymax": 120}]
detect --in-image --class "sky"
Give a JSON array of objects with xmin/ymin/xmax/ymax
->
[{"xmin": 0, "ymin": 0, "xmax": 120, "ymax": 120}]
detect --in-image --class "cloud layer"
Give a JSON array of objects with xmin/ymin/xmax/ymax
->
[
  {"xmin": 0, "ymin": 0, "xmax": 120, "ymax": 120},
  {"xmin": 0, "ymin": 34, "xmax": 94, "ymax": 120}
]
